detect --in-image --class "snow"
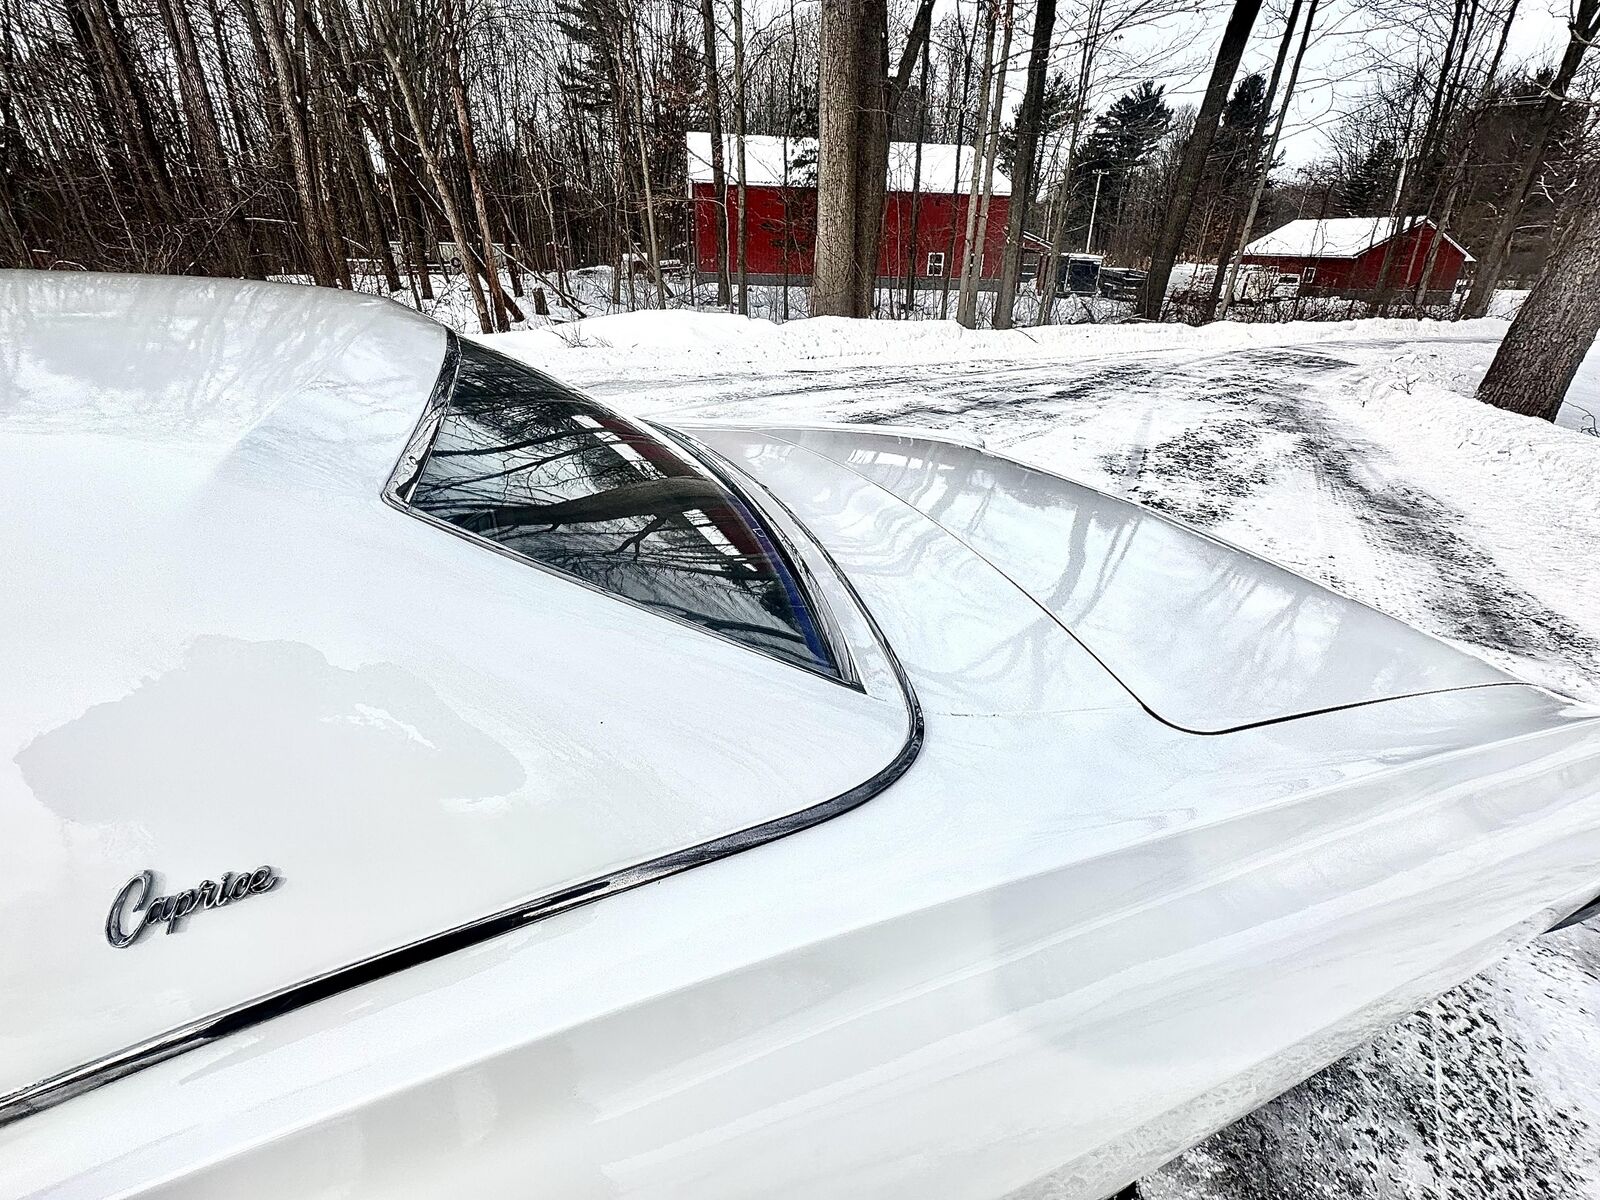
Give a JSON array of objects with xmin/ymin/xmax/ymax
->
[
  {"xmin": 685, "ymin": 131, "xmax": 1011, "ymax": 195},
  {"xmin": 480, "ymin": 307, "xmax": 1509, "ymax": 376},
  {"xmin": 480, "ymin": 307, "xmax": 1600, "ymax": 1196},
  {"xmin": 1323, "ymin": 346, "xmax": 1600, "ymax": 700},
  {"xmin": 1489, "ymin": 288, "xmax": 1529, "ymax": 319},
  {"xmin": 1243, "ymin": 215, "xmax": 1474, "ymax": 261}
]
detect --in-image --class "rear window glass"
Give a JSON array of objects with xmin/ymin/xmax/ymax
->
[{"xmin": 403, "ymin": 339, "xmax": 839, "ymax": 677}]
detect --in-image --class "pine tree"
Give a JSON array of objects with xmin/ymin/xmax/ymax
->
[
  {"xmin": 1341, "ymin": 138, "xmax": 1399, "ymax": 214},
  {"xmin": 1067, "ymin": 82, "xmax": 1171, "ymax": 249},
  {"xmin": 997, "ymin": 73, "xmax": 1074, "ymax": 188}
]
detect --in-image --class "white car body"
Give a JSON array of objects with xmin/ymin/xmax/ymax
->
[{"xmin": 3, "ymin": 271, "xmax": 1599, "ymax": 1199}]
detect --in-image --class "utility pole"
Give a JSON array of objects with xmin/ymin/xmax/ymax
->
[{"xmin": 1084, "ymin": 168, "xmax": 1107, "ymax": 253}]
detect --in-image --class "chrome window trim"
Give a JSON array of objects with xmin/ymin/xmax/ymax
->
[
  {"xmin": 387, "ymin": 331, "xmax": 461, "ymax": 504},
  {"xmin": 386, "ymin": 334, "xmax": 860, "ymax": 691},
  {"xmin": 650, "ymin": 421, "xmax": 861, "ymax": 692},
  {"xmin": 0, "ymin": 338, "xmax": 923, "ymax": 1128},
  {"xmin": 0, "ymin": 688, "xmax": 921, "ymax": 1126},
  {"xmin": 0, "ymin": 560, "xmax": 921, "ymax": 1129}
]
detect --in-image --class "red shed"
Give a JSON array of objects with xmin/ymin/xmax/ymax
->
[
  {"xmin": 687, "ymin": 133, "xmax": 1043, "ymax": 288},
  {"xmin": 1240, "ymin": 216, "xmax": 1472, "ymax": 301}
]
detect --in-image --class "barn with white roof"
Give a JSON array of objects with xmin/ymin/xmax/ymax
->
[
  {"xmin": 1240, "ymin": 216, "xmax": 1472, "ymax": 301},
  {"xmin": 685, "ymin": 133, "xmax": 1048, "ymax": 288}
]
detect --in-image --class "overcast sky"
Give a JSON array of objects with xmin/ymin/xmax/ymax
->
[
  {"xmin": 903, "ymin": 0, "xmax": 1576, "ymax": 164},
  {"xmin": 1073, "ymin": 0, "xmax": 1575, "ymax": 164}
]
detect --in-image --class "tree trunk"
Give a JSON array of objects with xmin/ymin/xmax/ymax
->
[
  {"xmin": 813, "ymin": 0, "xmax": 931, "ymax": 318},
  {"xmin": 1460, "ymin": 0, "xmax": 1597, "ymax": 318},
  {"xmin": 347, "ymin": 118, "xmax": 402, "ymax": 294},
  {"xmin": 731, "ymin": 0, "xmax": 750, "ymax": 315},
  {"xmin": 1203, "ymin": 0, "xmax": 1302, "ymax": 322},
  {"xmin": 1139, "ymin": 0, "xmax": 1263, "ymax": 320},
  {"xmin": 625, "ymin": 18, "xmax": 668, "ymax": 309},
  {"xmin": 252, "ymin": 0, "xmax": 336, "ymax": 285},
  {"xmin": 813, "ymin": 0, "xmax": 868, "ymax": 317},
  {"xmin": 961, "ymin": 0, "xmax": 1013, "ymax": 328},
  {"xmin": 903, "ymin": 37, "xmax": 929, "ymax": 315},
  {"xmin": 940, "ymin": 4, "xmax": 976, "ymax": 321},
  {"xmin": 697, "ymin": 0, "xmax": 732, "ymax": 308},
  {"xmin": 993, "ymin": 0, "xmax": 1056, "ymax": 329},
  {"xmin": 848, "ymin": 0, "xmax": 890, "ymax": 317},
  {"xmin": 1477, "ymin": 170, "xmax": 1600, "ymax": 421},
  {"xmin": 954, "ymin": 0, "xmax": 998, "ymax": 327},
  {"xmin": 1217, "ymin": 0, "xmax": 1316, "ymax": 321},
  {"xmin": 444, "ymin": 0, "xmax": 521, "ymax": 329},
  {"xmin": 853, "ymin": 0, "xmax": 934, "ymax": 317},
  {"xmin": 782, "ymin": 0, "xmax": 802, "ymax": 320},
  {"xmin": 382, "ymin": 38, "xmax": 492, "ymax": 332},
  {"xmin": 1035, "ymin": 0, "xmax": 1103, "ymax": 325}
]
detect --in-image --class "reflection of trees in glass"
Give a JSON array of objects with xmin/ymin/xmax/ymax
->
[{"xmin": 410, "ymin": 341, "xmax": 836, "ymax": 675}]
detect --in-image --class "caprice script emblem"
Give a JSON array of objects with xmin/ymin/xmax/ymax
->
[{"xmin": 105, "ymin": 867, "xmax": 282, "ymax": 948}]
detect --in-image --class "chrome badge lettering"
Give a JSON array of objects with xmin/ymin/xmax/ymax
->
[{"xmin": 106, "ymin": 866, "xmax": 281, "ymax": 948}]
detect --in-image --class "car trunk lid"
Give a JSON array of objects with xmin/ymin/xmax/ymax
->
[{"xmin": 685, "ymin": 423, "xmax": 1518, "ymax": 734}]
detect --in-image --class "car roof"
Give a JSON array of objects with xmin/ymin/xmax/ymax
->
[{"xmin": 0, "ymin": 271, "xmax": 446, "ymax": 500}]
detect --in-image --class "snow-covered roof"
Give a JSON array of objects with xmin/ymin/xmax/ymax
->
[
  {"xmin": 1242, "ymin": 216, "xmax": 1473, "ymax": 261},
  {"xmin": 685, "ymin": 132, "xmax": 1011, "ymax": 197}
]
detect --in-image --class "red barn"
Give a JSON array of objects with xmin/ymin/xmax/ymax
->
[
  {"xmin": 1240, "ymin": 216, "xmax": 1472, "ymax": 301},
  {"xmin": 687, "ymin": 133, "xmax": 1044, "ymax": 288}
]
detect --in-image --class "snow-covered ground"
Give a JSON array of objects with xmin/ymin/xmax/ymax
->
[
  {"xmin": 306, "ymin": 262, "xmax": 1123, "ymax": 328},
  {"xmin": 482, "ymin": 310, "xmax": 1600, "ymax": 1199},
  {"xmin": 327, "ymin": 259, "xmax": 1483, "ymax": 333}
]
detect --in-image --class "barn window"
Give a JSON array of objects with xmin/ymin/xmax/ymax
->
[
  {"xmin": 1302, "ymin": 266, "xmax": 1317, "ymax": 285},
  {"xmin": 925, "ymin": 251, "xmax": 945, "ymax": 278}
]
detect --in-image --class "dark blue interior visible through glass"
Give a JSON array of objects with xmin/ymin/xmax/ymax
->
[{"xmin": 407, "ymin": 338, "xmax": 838, "ymax": 677}]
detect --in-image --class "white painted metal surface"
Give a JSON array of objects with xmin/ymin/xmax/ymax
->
[
  {"xmin": 0, "ymin": 273, "xmax": 909, "ymax": 1106},
  {"xmin": 3, "ymin": 273, "xmax": 1600, "ymax": 1200},
  {"xmin": 703, "ymin": 424, "xmax": 1515, "ymax": 730}
]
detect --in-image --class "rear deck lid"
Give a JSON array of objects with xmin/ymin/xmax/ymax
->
[{"xmin": 689, "ymin": 424, "xmax": 1515, "ymax": 733}]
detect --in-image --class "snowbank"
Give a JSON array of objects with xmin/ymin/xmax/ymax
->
[
  {"xmin": 479, "ymin": 307, "xmax": 1511, "ymax": 377},
  {"xmin": 1326, "ymin": 360, "xmax": 1600, "ymax": 695}
]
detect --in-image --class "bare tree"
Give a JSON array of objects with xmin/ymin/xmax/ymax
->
[
  {"xmin": 730, "ymin": 0, "xmax": 749, "ymax": 314},
  {"xmin": 443, "ymin": 0, "xmax": 522, "ymax": 329},
  {"xmin": 378, "ymin": 10, "xmax": 493, "ymax": 331},
  {"xmin": 1139, "ymin": 0, "xmax": 1263, "ymax": 320},
  {"xmin": 253, "ymin": 0, "xmax": 338, "ymax": 285},
  {"xmin": 954, "ymin": 0, "xmax": 998, "ymax": 326},
  {"xmin": 811, "ymin": 0, "xmax": 933, "ymax": 317},
  {"xmin": 1478, "ymin": 164, "xmax": 1600, "ymax": 420},
  {"xmin": 698, "ymin": 0, "xmax": 732, "ymax": 307},
  {"xmin": 1203, "ymin": 0, "xmax": 1303, "ymax": 322},
  {"xmin": 1460, "ymin": 0, "xmax": 1599, "ymax": 317},
  {"xmin": 1217, "ymin": 0, "xmax": 1318, "ymax": 320},
  {"xmin": 994, "ymin": 0, "xmax": 1057, "ymax": 328},
  {"xmin": 1411, "ymin": 0, "xmax": 1521, "ymax": 310},
  {"xmin": 959, "ymin": 0, "xmax": 1013, "ymax": 328}
]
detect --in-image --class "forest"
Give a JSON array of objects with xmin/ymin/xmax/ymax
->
[{"xmin": 2, "ymin": 0, "xmax": 1598, "ymax": 355}]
